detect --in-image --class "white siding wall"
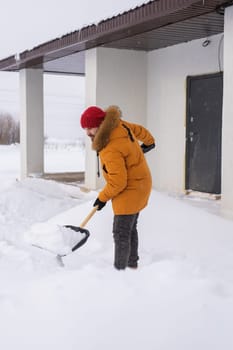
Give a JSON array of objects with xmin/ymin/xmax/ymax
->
[
  {"xmin": 96, "ymin": 47, "xmax": 147, "ymax": 124},
  {"xmin": 147, "ymin": 34, "xmax": 224, "ymax": 193},
  {"xmin": 222, "ymin": 6, "xmax": 233, "ymax": 214}
]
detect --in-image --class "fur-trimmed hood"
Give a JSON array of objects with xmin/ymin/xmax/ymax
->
[{"xmin": 92, "ymin": 106, "xmax": 121, "ymax": 152}]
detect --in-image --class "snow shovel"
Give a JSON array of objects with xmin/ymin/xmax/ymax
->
[
  {"xmin": 32, "ymin": 206, "xmax": 98, "ymax": 262},
  {"xmin": 61, "ymin": 205, "xmax": 98, "ymax": 257}
]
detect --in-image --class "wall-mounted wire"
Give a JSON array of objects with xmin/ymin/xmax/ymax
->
[{"xmin": 218, "ymin": 34, "xmax": 224, "ymax": 72}]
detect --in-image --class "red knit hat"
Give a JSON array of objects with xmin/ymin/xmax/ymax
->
[{"xmin": 80, "ymin": 106, "xmax": 106, "ymax": 128}]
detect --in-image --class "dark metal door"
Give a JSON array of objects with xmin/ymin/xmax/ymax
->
[{"xmin": 186, "ymin": 73, "xmax": 223, "ymax": 194}]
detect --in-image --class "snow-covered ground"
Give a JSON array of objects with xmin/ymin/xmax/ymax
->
[{"xmin": 1, "ymin": 144, "xmax": 233, "ymax": 350}]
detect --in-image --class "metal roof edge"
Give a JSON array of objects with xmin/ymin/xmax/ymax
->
[
  {"xmin": 20, "ymin": 0, "xmax": 200, "ymax": 58},
  {"xmin": 0, "ymin": 0, "xmax": 200, "ymax": 70},
  {"xmin": 0, "ymin": 55, "xmax": 17, "ymax": 70}
]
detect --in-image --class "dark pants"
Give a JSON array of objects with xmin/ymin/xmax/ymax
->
[{"xmin": 113, "ymin": 213, "xmax": 139, "ymax": 270}]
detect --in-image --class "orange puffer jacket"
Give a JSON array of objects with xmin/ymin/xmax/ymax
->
[{"xmin": 92, "ymin": 106, "xmax": 155, "ymax": 215}]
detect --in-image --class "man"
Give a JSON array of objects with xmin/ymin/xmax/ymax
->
[{"xmin": 80, "ymin": 105, "xmax": 155, "ymax": 270}]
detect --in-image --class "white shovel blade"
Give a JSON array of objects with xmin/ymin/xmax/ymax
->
[{"xmin": 24, "ymin": 223, "xmax": 87, "ymax": 255}]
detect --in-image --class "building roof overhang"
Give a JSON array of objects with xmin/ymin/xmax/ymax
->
[{"xmin": 0, "ymin": 0, "xmax": 232, "ymax": 75}]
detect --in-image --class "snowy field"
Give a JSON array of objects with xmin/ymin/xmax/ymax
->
[
  {"xmin": 1, "ymin": 144, "xmax": 233, "ymax": 349},
  {"xmin": 0, "ymin": 141, "xmax": 85, "ymax": 180},
  {"xmin": 44, "ymin": 139, "xmax": 85, "ymax": 173}
]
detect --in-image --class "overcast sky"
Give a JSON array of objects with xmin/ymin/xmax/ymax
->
[{"xmin": 0, "ymin": 0, "xmax": 147, "ymax": 59}]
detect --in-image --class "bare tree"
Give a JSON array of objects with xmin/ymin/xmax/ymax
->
[{"xmin": 0, "ymin": 112, "xmax": 20, "ymax": 144}]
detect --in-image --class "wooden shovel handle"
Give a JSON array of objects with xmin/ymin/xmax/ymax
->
[{"xmin": 79, "ymin": 206, "xmax": 98, "ymax": 228}]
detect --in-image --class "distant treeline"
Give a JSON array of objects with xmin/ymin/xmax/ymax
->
[{"xmin": 0, "ymin": 112, "xmax": 20, "ymax": 144}]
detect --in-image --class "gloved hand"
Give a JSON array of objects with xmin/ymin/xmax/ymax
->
[
  {"xmin": 141, "ymin": 143, "xmax": 155, "ymax": 154},
  {"xmin": 93, "ymin": 197, "xmax": 106, "ymax": 211}
]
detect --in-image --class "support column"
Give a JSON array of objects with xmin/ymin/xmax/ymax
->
[
  {"xmin": 84, "ymin": 48, "xmax": 103, "ymax": 190},
  {"xmin": 84, "ymin": 47, "xmax": 147, "ymax": 190},
  {"xmin": 19, "ymin": 68, "xmax": 44, "ymax": 179}
]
